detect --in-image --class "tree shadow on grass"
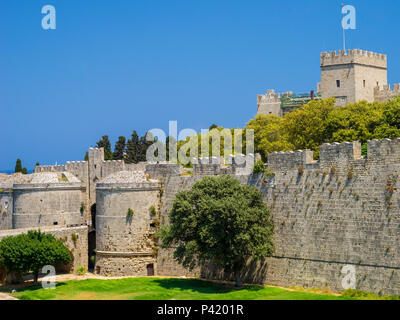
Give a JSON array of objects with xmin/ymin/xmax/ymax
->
[
  {"xmin": 153, "ymin": 278, "xmax": 263, "ymax": 295},
  {"xmin": 200, "ymin": 258, "xmax": 270, "ymax": 286}
]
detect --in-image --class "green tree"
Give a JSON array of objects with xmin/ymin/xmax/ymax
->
[
  {"xmin": 245, "ymin": 114, "xmax": 294, "ymax": 162},
  {"xmin": 15, "ymin": 159, "xmax": 23, "ymax": 173},
  {"xmin": 21, "ymin": 168, "xmax": 28, "ymax": 175},
  {"xmin": 373, "ymin": 97, "xmax": 400, "ymax": 139},
  {"xmin": 0, "ymin": 231, "xmax": 71, "ymax": 285},
  {"xmin": 84, "ymin": 152, "xmax": 89, "ymax": 161},
  {"xmin": 96, "ymin": 135, "xmax": 113, "ymax": 160},
  {"xmin": 283, "ymin": 98, "xmax": 336, "ymax": 158},
  {"xmin": 125, "ymin": 130, "xmax": 141, "ymax": 164},
  {"xmin": 113, "ymin": 136, "xmax": 126, "ymax": 160},
  {"xmin": 209, "ymin": 124, "xmax": 218, "ymax": 131},
  {"xmin": 160, "ymin": 176, "xmax": 274, "ymax": 287},
  {"xmin": 138, "ymin": 132, "xmax": 156, "ymax": 162},
  {"xmin": 326, "ymin": 101, "xmax": 384, "ymax": 143}
]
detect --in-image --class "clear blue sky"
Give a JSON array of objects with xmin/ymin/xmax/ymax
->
[{"xmin": 0, "ymin": 0, "xmax": 399, "ymax": 171}]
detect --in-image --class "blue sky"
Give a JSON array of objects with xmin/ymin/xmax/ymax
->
[{"xmin": 0, "ymin": 0, "xmax": 399, "ymax": 171}]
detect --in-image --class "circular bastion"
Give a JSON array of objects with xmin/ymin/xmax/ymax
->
[
  {"xmin": 95, "ymin": 171, "xmax": 160, "ymax": 276},
  {"xmin": 12, "ymin": 172, "xmax": 86, "ymax": 229}
]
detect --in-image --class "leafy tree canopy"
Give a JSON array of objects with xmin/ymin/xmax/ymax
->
[
  {"xmin": 0, "ymin": 230, "xmax": 71, "ymax": 284},
  {"xmin": 245, "ymin": 96, "xmax": 400, "ymax": 160},
  {"xmin": 160, "ymin": 176, "xmax": 274, "ymax": 286}
]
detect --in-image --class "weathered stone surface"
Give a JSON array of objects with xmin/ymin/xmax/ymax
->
[{"xmin": 95, "ymin": 178, "xmax": 160, "ymax": 276}]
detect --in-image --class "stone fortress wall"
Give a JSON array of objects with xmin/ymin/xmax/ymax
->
[
  {"xmin": 374, "ymin": 83, "xmax": 400, "ymax": 103},
  {"xmin": 154, "ymin": 140, "xmax": 400, "ymax": 295},
  {"xmin": 2, "ymin": 139, "xmax": 400, "ymax": 294}
]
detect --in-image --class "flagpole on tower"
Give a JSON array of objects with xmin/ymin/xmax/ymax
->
[{"xmin": 342, "ymin": 2, "xmax": 346, "ymax": 51}]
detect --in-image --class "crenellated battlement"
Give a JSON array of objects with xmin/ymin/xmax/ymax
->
[
  {"xmin": 145, "ymin": 163, "xmax": 181, "ymax": 181},
  {"xmin": 268, "ymin": 150, "xmax": 314, "ymax": 170},
  {"xmin": 257, "ymin": 89, "xmax": 281, "ymax": 104},
  {"xmin": 374, "ymin": 83, "xmax": 400, "ymax": 103},
  {"xmin": 192, "ymin": 157, "xmax": 221, "ymax": 176},
  {"xmin": 320, "ymin": 49, "xmax": 387, "ymax": 69},
  {"xmin": 265, "ymin": 138, "xmax": 400, "ymax": 171},
  {"xmin": 367, "ymin": 138, "xmax": 400, "ymax": 162},
  {"xmin": 34, "ymin": 165, "xmax": 66, "ymax": 173},
  {"xmin": 257, "ymin": 89, "xmax": 282, "ymax": 116},
  {"xmin": 228, "ymin": 154, "xmax": 255, "ymax": 175},
  {"xmin": 319, "ymin": 141, "xmax": 362, "ymax": 166}
]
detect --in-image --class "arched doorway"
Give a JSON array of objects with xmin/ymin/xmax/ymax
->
[{"xmin": 88, "ymin": 204, "xmax": 97, "ymax": 271}]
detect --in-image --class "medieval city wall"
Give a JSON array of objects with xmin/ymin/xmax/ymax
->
[
  {"xmin": 157, "ymin": 140, "xmax": 400, "ymax": 295},
  {"xmin": 374, "ymin": 84, "xmax": 400, "ymax": 103}
]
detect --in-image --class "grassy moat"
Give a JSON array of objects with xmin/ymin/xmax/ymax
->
[{"xmin": 0, "ymin": 277, "xmax": 375, "ymax": 300}]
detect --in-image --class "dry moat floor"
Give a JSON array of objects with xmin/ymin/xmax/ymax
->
[{"xmin": 2, "ymin": 275, "xmax": 395, "ymax": 300}]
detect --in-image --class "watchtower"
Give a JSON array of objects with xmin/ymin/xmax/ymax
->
[{"xmin": 320, "ymin": 49, "xmax": 387, "ymax": 106}]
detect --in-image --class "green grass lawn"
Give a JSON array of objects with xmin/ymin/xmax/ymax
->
[{"xmin": 7, "ymin": 277, "xmax": 357, "ymax": 300}]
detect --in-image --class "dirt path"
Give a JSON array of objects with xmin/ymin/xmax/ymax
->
[{"xmin": 0, "ymin": 293, "xmax": 18, "ymax": 300}]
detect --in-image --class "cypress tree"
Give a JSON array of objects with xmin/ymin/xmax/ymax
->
[
  {"xmin": 96, "ymin": 135, "xmax": 113, "ymax": 160},
  {"xmin": 15, "ymin": 159, "xmax": 23, "ymax": 173},
  {"xmin": 138, "ymin": 132, "xmax": 155, "ymax": 162},
  {"xmin": 126, "ymin": 131, "xmax": 141, "ymax": 164},
  {"xmin": 113, "ymin": 136, "xmax": 126, "ymax": 160}
]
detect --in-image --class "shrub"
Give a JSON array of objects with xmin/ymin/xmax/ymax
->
[
  {"xmin": 0, "ymin": 230, "xmax": 71, "ymax": 284},
  {"xmin": 149, "ymin": 205, "xmax": 157, "ymax": 217},
  {"xmin": 298, "ymin": 166, "xmax": 304, "ymax": 176},
  {"xmin": 330, "ymin": 165, "xmax": 336, "ymax": 175},
  {"xmin": 77, "ymin": 266, "xmax": 86, "ymax": 276},
  {"xmin": 127, "ymin": 208, "xmax": 134, "ymax": 218},
  {"xmin": 252, "ymin": 160, "xmax": 266, "ymax": 174},
  {"xmin": 264, "ymin": 168, "xmax": 275, "ymax": 179}
]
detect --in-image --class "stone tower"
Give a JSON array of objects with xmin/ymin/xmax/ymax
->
[
  {"xmin": 95, "ymin": 171, "xmax": 160, "ymax": 276},
  {"xmin": 88, "ymin": 147, "xmax": 104, "ymax": 205},
  {"xmin": 257, "ymin": 90, "xmax": 282, "ymax": 116},
  {"xmin": 320, "ymin": 49, "xmax": 387, "ymax": 106}
]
